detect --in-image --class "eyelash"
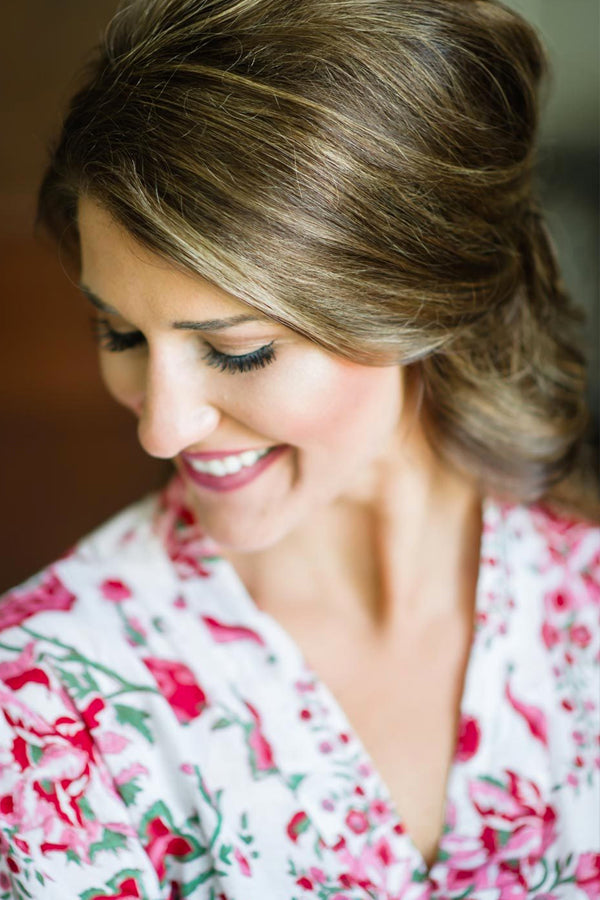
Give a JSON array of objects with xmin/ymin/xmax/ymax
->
[{"xmin": 90, "ymin": 317, "xmax": 276, "ymax": 374}]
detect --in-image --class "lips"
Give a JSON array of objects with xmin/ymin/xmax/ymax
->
[{"xmin": 180, "ymin": 445, "xmax": 289, "ymax": 492}]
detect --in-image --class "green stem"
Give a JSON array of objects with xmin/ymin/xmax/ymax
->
[{"xmin": 20, "ymin": 625, "xmax": 158, "ymax": 696}]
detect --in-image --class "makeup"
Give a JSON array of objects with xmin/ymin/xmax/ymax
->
[{"xmin": 180, "ymin": 445, "xmax": 289, "ymax": 492}]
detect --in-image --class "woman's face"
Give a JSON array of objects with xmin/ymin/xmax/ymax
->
[{"xmin": 78, "ymin": 197, "xmax": 406, "ymax": 551}]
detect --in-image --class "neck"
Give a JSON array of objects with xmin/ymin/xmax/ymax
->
[{"xmin": 226, "ymin": 416, "xmax": 483, "ymax": 640}]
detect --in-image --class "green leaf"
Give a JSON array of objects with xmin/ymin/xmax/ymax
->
[
  {"xmin": 13, "ymin": 880, "xmax": 33, "ymax": 899},
  {"xmin": 82, "ymin": 671, "xmax": 100, "ymax": 693},
  {"xmin": 241, "ymin": 811, "xmax": 249, "ymax": 830},
  {"xmin": 498, "ymin": 829, "xmax": 512, "ymax": 848},
  {"xmin": 114, "ymin": 703, "xmax": 154, "ymax": 743},
  {"xmin": 34, "ymin": 873, "xmax": 44, "ymax": 886},
  {"xmin": 56, "ymin": 668, "xmax": 85, "ymax": 694},
  {"xmin": 118, "ymin": 777, "xmax": 142, "ymax": 807},
  {"xmin": 182, "ymin": 869, "xmax": 225, "ymax": 895},
  {"xmin": 88, "ymin": 828, "xmax": 128, "ymax": 862},
  {"xmin": 125, "ymin": 621, "xmax": 147, "ymax": 646},
  {"xmin": 287, "ymin": 773, "xmax": 307, "ymax": 792},
  {"xmin": 218, "ymin": 843, "xmax": 232, "ymax": 865},
  {"xmin": 478, "ymin": 774, "xmax": 505, "ymax": 789},
  {"xmin": 211, "ymin": 717, "xmax": 232, "ymax": 731},
  {"xmin": 29, "ymin": 744, "xmax": 43, "ymax": 766},
  {"xmin": 65, "ymin": 849, "xmax": 81, "ymax": 865},
  {"xmin": 78, "ymin": 796, "xmax": 95, "ymax": 822}
]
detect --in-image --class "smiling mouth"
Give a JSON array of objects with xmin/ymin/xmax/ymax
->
[
  {"xmin": 180, "ymin": 445, "xmax": 288, "ymax": 492},
  {"xmin": 185, "ymin": 447, "xmax": 273, "ymax": 477}
]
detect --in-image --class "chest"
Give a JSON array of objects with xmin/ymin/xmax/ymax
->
[{"xmin": 284, "ymin": 613, "xmax": 473, "ymax": 869}]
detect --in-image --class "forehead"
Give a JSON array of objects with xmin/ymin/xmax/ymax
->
[
  {"xmin": 78, "ymin": 196, "xmax": 189, "ymax": 281},
  {"xmin": 77, "ymin": 196, "xmax": 264, "ymax": 321}
]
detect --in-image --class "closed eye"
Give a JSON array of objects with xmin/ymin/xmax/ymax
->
[{"xmin": 90, "ymin": 316, "xmax": 276, "ymax": 374}]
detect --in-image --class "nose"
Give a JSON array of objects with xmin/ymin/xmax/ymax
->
[{"xmin": 134, "ymin": 354, "xmax": 221, "ymax": 459}]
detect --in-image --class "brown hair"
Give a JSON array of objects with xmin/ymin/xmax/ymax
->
[{"xmin": 37, "ymin": 0, "xmax": 599, "ymax": 521}]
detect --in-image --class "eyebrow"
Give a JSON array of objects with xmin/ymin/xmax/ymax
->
[{"xmin": 79, "ymin": 285, "xmax": 264, "ymax": 332}]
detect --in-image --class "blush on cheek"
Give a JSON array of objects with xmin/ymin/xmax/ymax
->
[{"xmin": 240, "ymin": 350, "xmax": 403, "ymax": 453}]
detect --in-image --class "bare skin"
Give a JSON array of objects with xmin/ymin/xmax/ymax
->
[{"xmin": 226, "ymin": 410, "xmax": 483, "ymax": 868}]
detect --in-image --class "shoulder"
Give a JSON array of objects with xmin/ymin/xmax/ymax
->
[
  {"xmin": 477, "ymin": 495, "xmax": 599, "ymax": 677},
  {"xmin": 492, "ymin": 496, "xmax": 599, "ymax": 604}
]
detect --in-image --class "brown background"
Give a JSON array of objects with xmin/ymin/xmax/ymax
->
[
  {"xmin": 1, "ymin": 1, "xmax": 598, "ymax": 593},
  {"xmin": 1, "ymin": 1, "xmax": 171, "ymax": 594}
]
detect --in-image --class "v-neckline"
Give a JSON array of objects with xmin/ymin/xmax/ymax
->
[{"xmin": 206, "ymin": 494, "xmax": 500, "ymax": 882}]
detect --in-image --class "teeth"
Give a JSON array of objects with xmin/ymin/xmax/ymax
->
[{"xmin": 189, "ymin": 447, "xmax": 271, "ymax": 476}]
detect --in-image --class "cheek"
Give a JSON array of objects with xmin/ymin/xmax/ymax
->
[{"xmin": 237, "ymin": 350, "xmax": 403, "ymax": 451}]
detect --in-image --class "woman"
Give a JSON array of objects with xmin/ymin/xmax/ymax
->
[{"xmin": 1, "ymin": 0, "xmax": 598, "ymax": 897}]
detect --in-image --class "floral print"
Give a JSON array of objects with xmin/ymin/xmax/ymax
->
[{"xmin": 0, "ymin": 474, "xmax": 598, "ymax": 898}]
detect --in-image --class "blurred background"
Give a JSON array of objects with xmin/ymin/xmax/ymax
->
[{"xmin": 1, "ymin": 0, "xmax": 598, "ymax": 593}]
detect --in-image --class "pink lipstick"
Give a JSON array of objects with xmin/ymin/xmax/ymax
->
[{"xmin": 180, "ymin": 445, "xmax": 289, "ymax": 492}]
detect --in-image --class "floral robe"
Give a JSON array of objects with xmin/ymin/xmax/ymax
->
[{"xmin": 0, "ymin": 474, "xmax": 598, "ymax": 899}]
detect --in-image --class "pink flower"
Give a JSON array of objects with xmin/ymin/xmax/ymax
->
[
  {"xmin": 469, "ymin": 770, "xmax": 557, "ymax": 860},
  {"xmin": 0, "ymin": 571, "xmax": 76, "ymax": 633},
  {"xmin": 345, "ymin": 809, "xmax": 369, "ymax": 834},
  {"xmin": 455, "ymin": 714, "xmax": 481, "ymax": 762},
  {"xmin": 532, "ymin": 506, "xmax": 592, "ymax": 561},
  {"xmin": 82, "ymin": 875, "xmax": 144, "ymax": 900},
  {"xmin": 368, "ymin": 798, "xmax": 392, "ymax": 824},
  {"xmin": 243, "ymin": 700, "xmax": 277, "ymax": 774},
  {"xmin": 308, "ymin": 867, "xmax": 327, "ymax": 884},
  {"xmin": 570, "ymin": 624, "xmax": 592, "ymax": 649},
  {"xmin": 545, "ymin": 586, "xmax": 579, "ymax": 615},
  {"xmin": 114, "ymin": 762, "xmax": 149, "ymax": 784},
  {"xmin": 287, "ymin": 810, "xmax": 310, "ymax": 842},
  {"xmin": 96, "ymin": 732, "xmax": 129, "ymax": 754},
  {"xmin": 201, "ymin": 615, "xmax": 265, "ymax": 646},
  {"xmin": 0, "ymin": 642, "xmax": 50, "ymax": 693},
  {"xmin": 142, "ymin": 657, "xmax": 208, "ymax": 723},
  {"xmin": 234, "ymin": 846, "xmax": 251, "ymax": 876},
  {"xmin": 541, "ymin": 621, "xmax": 561, "ymax": 650},
  {"xmin": 0, "ymin": 690, "xmax": 138, "ymax": 862},
  {"xmin": 152, "ymin": 476, "xmax": 216, "ymax": 580},
  {"xmin": 582, "ymin": 569, "xmax": 600, "ymax": 606},
  {"xmin": 100, "ymin": 579, "xmax": 132, "ymax": 602},
  {"xmin": 505, "ymin": 682, "xmax": 548, "ymax": 746},
  {"xmin": 576, "ymin": 853, "xmax": 600, "ymax": 900},
  {"xmin": 124, "ymin": 616, "xmax": 148, "ymax": 646},
  {"xmin": 335, "ymin": 837, "xmax": 397, "ymax": 892},
  {"xmin": 144, "ymin": 815, "xmax": 193, "ymax": 881}
]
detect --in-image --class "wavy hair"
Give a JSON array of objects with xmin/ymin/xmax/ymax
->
[{"xmin": 37, "ymin": 0, "xmax": 599, "ymax": 520}]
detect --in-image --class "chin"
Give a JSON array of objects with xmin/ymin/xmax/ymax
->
[{"xmin": 198, "ymin": 511, "xmax": 289, "ymax": 555}]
